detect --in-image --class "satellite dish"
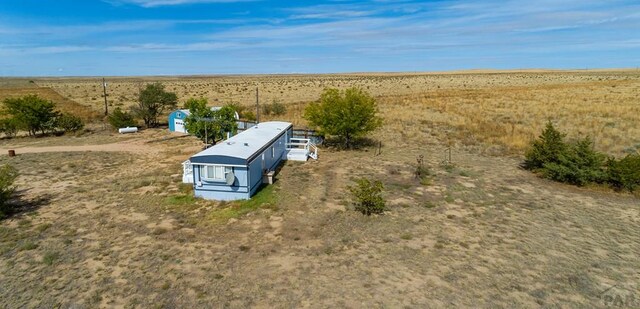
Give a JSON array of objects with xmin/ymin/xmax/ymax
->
[{"xmin": 225, "ymin": 171, "xmax": 235, "ymax": 185}]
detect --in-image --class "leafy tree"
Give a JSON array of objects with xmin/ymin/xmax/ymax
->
[
  {"xmin": 56, "ymin": 113, "xmax": 84, "ymax": 133},
  {"xmin": 132, "ymin": 83, "xmax": 177, "ymax": 127},
  {"xmin": 304, "ymin": 87, "xmax": 382, "ymax": 148},
  {"xmin": 348, "ymin": 178, "xmax": 386, "ymax": 216},
  {"xmin": 108, "ymin": 107, "xmax": 136, "ymax": 129},
  {"xmin": 184, "ymin": 98, "xmax": 238, "ymax": 145},
  {"xmin": 184, "ymin": 98, "xmax": 215, "ymax": 143},
  {"xmin": 226, "ymin": 102, "xmax": 249, "ymax": 119},
  {"xmin": 523, "ymin": 121, "xmax": 567, "ymax": 170},
  {"xmin": 216, "ymin": 105, "xmax": 239, "ymax": 137},
  {"xmin": 2, "ymin": 95, "xmax": 59, "ymax": 136},
  {"xmin": 0, "ymin": 164, "xmax": 18, "ymax": 219}
]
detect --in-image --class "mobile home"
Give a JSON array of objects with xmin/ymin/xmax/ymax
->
[{"xmin": 188, "ymin": 121, "xmax": 294, "ymax": 200}]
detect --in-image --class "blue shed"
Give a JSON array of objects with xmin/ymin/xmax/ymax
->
[
  {"xmin": 168, "ymin": 107, "xmax": 240, "ymax": 134},
  {"xmin": 168, "ymin": 109, "xmax": 190, "ymax": 133},
  {"xmin": 188, "ymin": 121, "xmax": 294, "ymax": 200}
]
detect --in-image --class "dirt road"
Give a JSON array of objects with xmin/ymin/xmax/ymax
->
[{"xmin": 1, "ymin": 141, "xmax": 160, "ymax": 155}]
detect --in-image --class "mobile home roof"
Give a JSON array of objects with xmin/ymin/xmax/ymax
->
[{"xmin": 190, "ymin": 121, "xmax": 292, "ymax": 165}]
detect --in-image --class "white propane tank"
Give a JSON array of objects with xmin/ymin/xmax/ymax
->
[{"xmin": 118, "ymin": 127, "xmax": 138, "ymax": 134}]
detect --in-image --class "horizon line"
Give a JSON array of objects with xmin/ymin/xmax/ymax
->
[{"xmin": 3, "ymin": 67, "xmax": 639, "ymax": 79}]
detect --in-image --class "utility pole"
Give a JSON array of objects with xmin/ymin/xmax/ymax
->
[
  {"xmin": 102, "ymin": 77, "xmax": 108, "ymax": 116},
  {"xmin": 255, "ymin": 86, "xmax": 260, "ymax": 123}
]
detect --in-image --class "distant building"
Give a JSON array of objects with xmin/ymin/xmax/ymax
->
[{"xmin": 168, "ymin": 107, "xmax": 240, "ymax": 134}]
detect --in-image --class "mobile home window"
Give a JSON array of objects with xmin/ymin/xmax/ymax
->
[
  {"xmin": 271, "ymin": 146, "xmax": 275, "ymax": 158},
  {"xmin": 201, "ymin": 165, "xmax": 231, "ymax": 181}
]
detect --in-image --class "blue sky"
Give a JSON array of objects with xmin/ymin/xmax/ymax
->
[{"xmin": 0, "ymin": 0, "xmax": 639, "ymax": 76}]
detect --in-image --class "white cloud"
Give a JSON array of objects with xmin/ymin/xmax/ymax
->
[
  {"xmin": 2, "ymin": 0, "xmax": 639, "ymax": 66},
  {"xmin": 105, "ymin": 0, "xmax": 257, "ymax": 7},
  {"xmin": 0, "ymin": 45, "xmax": 93, "ymax": 56},
  {"xmin": 105, "ymin": 41, "xmax": 246, "ymax": 52}
]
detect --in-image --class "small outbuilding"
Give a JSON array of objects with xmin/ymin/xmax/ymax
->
[
  {"xmin": 168, "ymin": 109, "xmax": 190, "ymax": 133},
  {"xmin": 168, "ymin": 107, "xmax": 239, "ymax": 134},
  {"xmin": 188, "ymin": 121, "xmax": 295, "ymax": 200}
]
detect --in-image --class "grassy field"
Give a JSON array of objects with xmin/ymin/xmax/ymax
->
[
  {"xmin": 1, "ymin": 70, "xmax": 639, "ymax": 307},
  {"xmin": 0, "ymin": 85, "xmax": 101, "ymax": 122},
  {"xmin": 375, "ymin": 77, "xmax": 640, "ymax": 156},
  {"xmin": 34, "ymin": 70, "xmax": 640, "ymax": 156}
]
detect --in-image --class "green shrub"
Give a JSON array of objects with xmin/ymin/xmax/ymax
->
[
  {"xmin": 261, "ymin": 103, "xmax": 272, "ymax": 116},
  {"xmin": 271, "ymin": 101, "xmax": 286, "ymax": 116},
  {"xmin": 42, "ymin": 251, "xmax": 60, "ymax": 265},
  {"xmin": 262, "ymin": 100, "xmax": 286, "ymax": 116},
  {"xmin": 243, "ymin": 111, "xmax": 256, "ymax": 122},
  {"xmin": 523, "ymin": 121, "xmax": 567, "ymax": 170},
  {"xmin": 107, "ymin": 107, "xmax": 136, "ymax": 129},
  {"xmin": 56, "ymin": 113, "xmax": 84, "ymax": 133},
  {"xmin": 542, "ymin": 137, "xmax": 607, "ymax": 186},
  {"xmin": 2, "ymin": 95, "xmax": 59, "ymax": 136},
  {"xmin": 348, "ymin": 178, "xmax": 385, "ymax": 215},
  {"xmin": 606, "ymin": 154, "xmax": 640, "ymax": 192},
  {"xmin": 0, "ymin": 164, "xmax": 18, "ymax": 219},
  {"xmin": 0, "ymin": 118, "xmax": 18, "ymax": 137},
  {"xmin": 18, "ymin": 241, "xmax": 38, "ymax": 251},
  {"xmin": 524, "ymin": 122, "xmax": 639, "ymax": 192}
]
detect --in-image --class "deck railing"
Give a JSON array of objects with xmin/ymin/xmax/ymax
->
[{"xmin": 287, "ymin": 138, "xmax": 318, "ymax": 160}]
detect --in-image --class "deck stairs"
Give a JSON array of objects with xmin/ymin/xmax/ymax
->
[
  {"xmin": 182, "ymin": 160, "xmax": 193, "ymax": 183},
  {"xmin": 285, "ymin": 138, "xmax": 318, "ymax": 161}
]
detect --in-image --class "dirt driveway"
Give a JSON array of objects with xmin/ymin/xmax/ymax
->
[{"xmin": 1, "ymin": 142, "xmax": 157, "ymax": 155}]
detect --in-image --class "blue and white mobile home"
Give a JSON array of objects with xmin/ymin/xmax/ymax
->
[{"xmin": 188, "ymin": 121, "xmax": 293, "ymax": 200}]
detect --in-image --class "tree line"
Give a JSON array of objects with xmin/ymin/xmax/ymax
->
[
  {"xmin": 108, "ymin": 83, "xmax": 254, "ymax": 146},
  {"xmin": 0, "ymin": 95, "xmax": 84, "ymax": 137}
]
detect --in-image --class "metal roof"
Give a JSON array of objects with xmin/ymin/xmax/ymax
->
[
  {"xmin": 176, "ymin": 109, "xmax": 190, "ymax": 116},
  {"xmin": 172, "ymin": 107, "xmax": 239, "ymax": 120},
  {"xmin": 190, "ymin": 121, "xmax": 292, "ymax": 165},
  {"xmin": 173, "ymin": 107, "xmax": 224, "ymax": 117}
]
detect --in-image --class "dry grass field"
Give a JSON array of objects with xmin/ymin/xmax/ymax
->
[
  {"xmin": 35, "ymin": 70, "xmax": 640, "ymax": 155},
  {"xmin": 0, "ymin": 79, "xmax": 100, "ymax": 122},
  {"xmin": 1, "ymin": 70, "xmax": 639, "ymax": 308}
]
